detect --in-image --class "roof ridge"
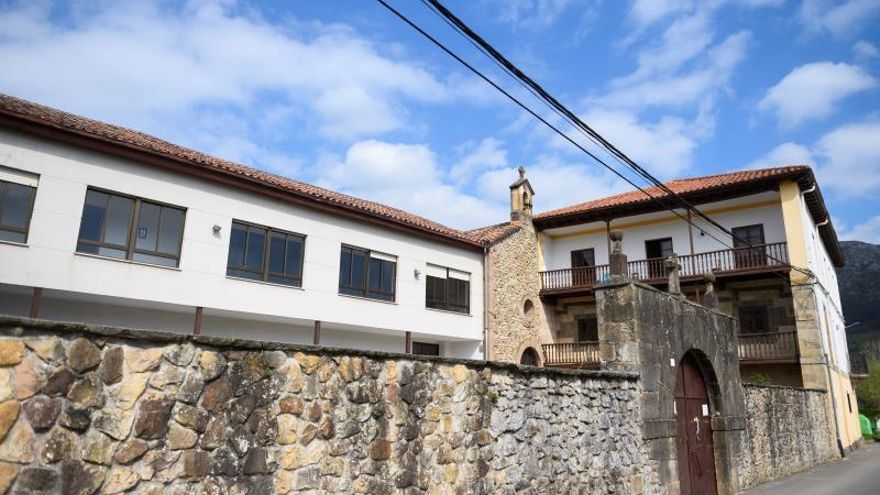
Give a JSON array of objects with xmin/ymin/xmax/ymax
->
[{"xmin": 0, "ymin": 93, "xmax": 490, "ymax": 247}]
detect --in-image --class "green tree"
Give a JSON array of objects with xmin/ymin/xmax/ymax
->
[{"xmin": 856, "ymin": 361, "xmax": 880, "ymax": 419}]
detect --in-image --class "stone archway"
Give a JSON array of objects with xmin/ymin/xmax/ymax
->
[{"xmin": 675, "ymin": 350, "xmax": 721, "ymax": 495}]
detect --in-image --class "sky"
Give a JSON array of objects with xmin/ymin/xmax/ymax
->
[{"xmin": 0, "ymin": 0, "xmax": 878, "ymax": 241}]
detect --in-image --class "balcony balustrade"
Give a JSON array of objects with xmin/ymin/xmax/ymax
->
[
  {"xmin": 541, "ymin": 342, "xmax": 600, "ymax": 368},
  {"xmin": 540, "ymin": 242, "xmax": 789, "ymax": 294}
]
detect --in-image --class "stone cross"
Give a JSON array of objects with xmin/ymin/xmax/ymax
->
[
  {"xmin": 665, "ymin": 254, "xmax": 682, "ymax": 295},
  {"xmin": 609, "ymin": 230, "xmax": 628, "ymax": 277},
  {"xmin": 703, "ymin": 271, "xmax": 718, "ymax": 309}
]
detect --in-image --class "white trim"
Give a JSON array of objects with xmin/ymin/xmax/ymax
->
[
  {"xmin": 370, "ymin": 251, "xmax": 397, "ymax": 263},
  {"xmin": 0, "ymin": 165, "xmax": 39, "ymax": 187},
  {"xmin": 448, "ymin": 269, "xmax": 470, "ymax": 281}
]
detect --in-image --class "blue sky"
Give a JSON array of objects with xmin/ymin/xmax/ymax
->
[{"xmin": 0, "ymin": 0, "xmax": 878, "ymax": 240}]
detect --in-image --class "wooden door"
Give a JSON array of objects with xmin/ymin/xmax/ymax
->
[
  {"xmin": 645, "ymin": 238, "xmax": 673, "ymax": 279},
  {"xmin": 570, "ymin": 248, "xmax": 596, "ymax": 287},
  {"xmin": 732, "ymin": 224, "xmax": 765, "ymax": 269},
  {"xmin": 675, "ymin": 354, "xmax": 718, "ymax": 495}
]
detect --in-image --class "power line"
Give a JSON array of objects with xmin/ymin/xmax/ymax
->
[{"xmin": 375, "ymin": 0, "xmax": 844, "ymax": 318}]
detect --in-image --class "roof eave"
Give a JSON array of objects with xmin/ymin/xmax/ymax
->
[{"xmin": 0, "ymin": 110, "xmax": 485, "ymax": 251}]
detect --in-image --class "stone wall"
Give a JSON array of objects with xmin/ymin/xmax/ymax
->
[
  {"xmin": 0, "ymin": 317, "xmax": 658, "ymax": 495},
  {"xmin": 486, "ymin": 222, "xmax": 554, "ymax": 364},
  {"xmin": 737, "ymin": 384, "xmax": 836, "ymax": 490}
]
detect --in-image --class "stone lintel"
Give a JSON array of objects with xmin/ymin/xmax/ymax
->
[
  {"xmin": 642, "ymin": 419, "xmax": 676, "ymax": 440},
  {"xmin": 711, "ymin": 415, "xmax": 746, "ymax": 431}
]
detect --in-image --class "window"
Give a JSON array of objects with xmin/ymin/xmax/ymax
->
[
  {"xmin": 339, "ymin": 246, "xmax": 396, "ymax": 301},
  {"xmin": 738, "ymin": 305, "xmax": 769, "ymax": 334},
  {"xmin": 0, "ymin": 179, "xmax": 37, "ymax": 243},
  {"xmin": 412, "ymin": 342, "xmax": 440, "ymax": 356},
  {"xmin": 577, "ymin": 316, "xmax": 599, "ymax": 342},
  {"xmin": 425, "ymin": 264, "xmax": 470, "ymax": 314},
  {"xmin": 570, "ymin": 248, "xmax": 595, "ymax": 268},
  {"xmin": 645, "ymin": 238, "xmax": 674, "ymax": 278},
  {"xmin": 76, "ymin": 188, "xmax": 185, "ymax": 267},
  {"xmin": 732, "ymin": 224, "xmax": 766, "ymax": 268},
  {"xmin": 570, "ymin": 248, "xmax": 596, "ymax": 286},
  {"xmin": 227, "ymin": 221, "xmax": 305, "ymax": 287}
]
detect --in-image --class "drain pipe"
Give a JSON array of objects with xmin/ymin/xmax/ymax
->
[
  {"xmin": 482, "ymin": 245, "xmax": 490, "ymax": 361},
  {"xmin": 824, "ymin": 351, "xmax": 846, "ymax": 458}
]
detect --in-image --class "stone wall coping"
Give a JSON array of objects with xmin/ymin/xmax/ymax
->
[
  {"xmin": 0, "ymin": 315, "xmax": 640, "ymax": 381},
  {"xmin": 595, "ymin": 279, "xmax": 736, "ymax": 320},
  {"xmin": 743, "ymin": 382, "xmax": 827, "ymax": 393}
]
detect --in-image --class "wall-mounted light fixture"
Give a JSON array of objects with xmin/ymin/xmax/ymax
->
[
  {"xmin": 212, "ymin": 225, "xmax": 222, "ymax": 233},
  {"xmin": 413, "ymin": 268, "xmax": 421, "ymax": 280}
]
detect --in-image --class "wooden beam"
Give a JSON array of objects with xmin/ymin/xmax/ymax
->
[
  {"xmin": 313, "ymin": 320, "xmax": 321, "ymax": 346},
  {"xmin": 193, "ymin": 306, "xmax": 203, "ymax": 335},
  {"xmin": 405, "ymin": 331, "xmax": 412, "ymax": 354},
  {"xmin": 29, "ymin": 287, "xmax": 42, "ymax": 319}
]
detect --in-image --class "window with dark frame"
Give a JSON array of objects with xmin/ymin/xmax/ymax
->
[
  {"xmin": 226, "ymin": 220, "xmax": 305, "ymax": 287},
  {"xmin": 0, "ymin": 179, "xmax": 37, "ymax": 243},
  {"xmin": 412, "ymin": 342, "xmax": 440, "ymax": 356},
  {"xmin": 339, "ymin": 245, "xmax": 396, "ymax": 301},
  {"xmin": 425, "ymin": 265, "xmax": 470, "ymax": 314},
  {"xmin": 738, "ymin": 305, "xmax": 770, "ymax": 334},
  {"xmin": 76, "ymin": 188, "xmax": 185, "ymax": 267}
]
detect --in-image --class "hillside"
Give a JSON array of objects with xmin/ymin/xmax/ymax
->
[{"xmin": 838, "ymin": 241, "xmax": 880, "ymax": 355}]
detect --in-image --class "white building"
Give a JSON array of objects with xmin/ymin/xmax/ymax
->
[
  {"xmin": 527, "ymin": 167, "xmax": 860, "ymax": 451},
  {"xmin": 0, "ymin": 94, "xmax": 490, "ymax": 359}
]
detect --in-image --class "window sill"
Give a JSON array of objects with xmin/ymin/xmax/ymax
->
[
  {"xmin": 226, "ymin": 276, "xmax": 304, "ymax": 291},
  {"xmin": 0, "ymin": 239, "xmax": 28, "ymax": 248},
  {"xmin": 74, "ymin": 252, "xmax": 181, "ymax": 271},
  {"xmin": 337, "ymin": 293, "xmax": 398, "ymax": 305},
  {"xmin": 426, "ymin": 307, "xmax": 471, "ymax": 317}
]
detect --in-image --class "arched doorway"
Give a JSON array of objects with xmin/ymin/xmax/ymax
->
[
  {"xmin": 675, "ymin": 352, "xmax": 718, "ymax": 495},
  {"xmin": 520, "ymin": 347, "xmax": 540, "ymax": 366}
]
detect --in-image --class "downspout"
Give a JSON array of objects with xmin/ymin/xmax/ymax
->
[{"xmin": 482, "ymin": 245, "xmax": 490, "ymax": 361}]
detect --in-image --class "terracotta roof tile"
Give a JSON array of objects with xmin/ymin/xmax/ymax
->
[
  {"xmin": 0, "ymin": 93, "xmax": 485, "ymax": 248},
  {"xmin": 535, "ymin": 166, "xmax": 811, "ymax": 220},
  {"xmin": 465, "ymin": 221, "xmax": 522, "ymax": 246}
]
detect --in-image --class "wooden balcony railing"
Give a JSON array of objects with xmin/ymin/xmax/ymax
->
[
  {"xmin": 542, "ymin": 342, "xmax": 600, "ymax": 368},
  {"xmin": 540, "ymin": 242, "xmax": 789, "ymax": 293},
  {"xmin": 737, "ymin": 330, "xmax": 799, "ymax": 363}
]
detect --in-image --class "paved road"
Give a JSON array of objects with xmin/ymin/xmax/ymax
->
[{"xmin": 740, "ymin": 443, "xmax": 880, "ymax": 495}]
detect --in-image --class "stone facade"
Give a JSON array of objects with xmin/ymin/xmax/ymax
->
[
  {"xmin": 486, "ymin": 222, "xmax": 554, "ymax": 364},
  {"xmin": 737, "ymin": 384, "xmax": 836, "ymax": 490},
  {"xmin": 595, "ymin": 280, "xmax": 747, "ymax": 495},
  {"xmin": 0, "ymin": 317, "xmax": 657, "ymax": 495}
]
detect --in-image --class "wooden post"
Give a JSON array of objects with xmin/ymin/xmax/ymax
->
[
  {"xmin": 405, "ymin": 331, "xmax": 412, "ymax": 354},
  {"xmin": 687, "ymin": 210, "xmax": 696, "ymax": 275},
  {"xmin": 313, "ymin": 320, "xmax": 321, "ymax": 346},
  {"xmin": 29, "ymin": 287, "xmax": 42, "ymax": 319},
  {"xmin": 193, "ymin": 307, "xmax": 203, "ymax": 335}
]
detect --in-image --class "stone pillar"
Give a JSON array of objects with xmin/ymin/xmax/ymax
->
[
  {"xmin": 703, "ymin": 272, "xmax": 718, "ymax": 309},
  {"xmin": 665, "ymin": 254, "xmax": 682, "ymax": 296},
  {"xmin": 609, "ymin": 230, "xmax": 629, "ymax": 279}
]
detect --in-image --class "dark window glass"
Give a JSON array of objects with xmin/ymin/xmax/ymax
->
[
  {"xmin": 412, "ymin": 342, "xmax": 440, "ymax": 356},
  {"xmin": 338, "ymin": 246, "xmax": 396, "ymax": 301},
  {"xmin": 577, "ymin": 317, "xmax": 599, "ymax": 342},
  {"xmin": 738, "ymin": 305, "xmax": 769, "ymax": 334},
  {"xmin": 425, "ymin": 266, "xmax": 470, "ymax": 314},
  {"xmin": 228, "ymin": 223, "xmax": 247, "ymax": 268},
  {"xmin": 226, "ymin": 220, "xmax": 305, "ymax": 287},
  {"xmin": 76, "ymin": 188, "xmax": 185, "ymax": 267},
  {"xmin": 245, "ymin": 227, "xmax": 266, "ymax": 270},
  {"xmin": 733, "ymin": 224, "xmax": 767, "ymax": 268},
  {"xmin": 570, "ymin": 248, "xmax": 595, "ymax": 268},
  {"xmin": 0, "ymin": 181, "xmax": 37, "ymax": 242}
]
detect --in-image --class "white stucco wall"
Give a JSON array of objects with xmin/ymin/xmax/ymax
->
[
  {"xmin": 540, "ymin": 191, "xmax": 786, "ymax": 271},
  {"xmin": 0, "ymin": 129, "xmax": 484, "ymax": 358}
]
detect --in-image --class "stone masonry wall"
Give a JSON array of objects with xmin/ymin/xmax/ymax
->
[
  {"xmin": 737, "ymin": 384, "xmax": 836, "ymax": 490},
  {"xmin": 0, "ymin": 317, "xmax": 658, "ymax": 495},
  {"xmin": 487, "ymin": 222, "xmax": 554, "ymax": 364}
]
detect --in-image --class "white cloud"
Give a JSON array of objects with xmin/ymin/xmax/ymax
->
[
  {"xmin": 853, "ymin": 40, "xmax": 880, "ymax": 59},
  {"xmin": 800, "ymin": 0, "xmax": 880, "ymax": 37},
  {"xmin": 814, "ymin": 122, "xmax": 880, "ymax": 196},
  {"xmin": 746, "ymin": 142, "xmax": 814, "ymax": 169},
  {"xmin": 450, "ymin": 138, "xmax": 509, "ymax": 185},
  {"xmin": 484, "ymin": 0, "xmax": 597, "ymax": 29},
  {"xmin": 758, "ymin": 62, "xmax": 877, "ymax": 128},
  {"xmin": 316, "ymin": 140, "xmax": 508, "ymax": 229},
  {"xmin": 749, "ymin": 122, "xmax": 880, "ymax": 197},
  {"xmin": 0, "ymin": 0, "xmax": 460, "ymax": 147},
  {"xmin": 839, "ymin": 215, "xmax": 880, "ymax": 243}
]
